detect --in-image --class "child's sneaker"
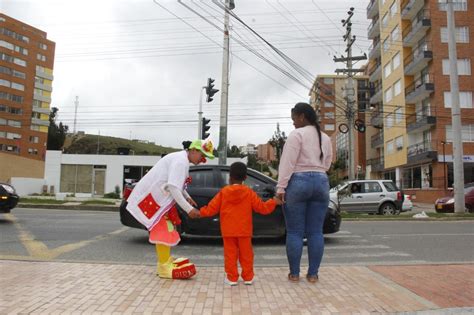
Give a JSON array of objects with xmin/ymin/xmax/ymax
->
[
  {"xmin": 244, "ymin": 279, "xmax": 253, "ymax": 285},
  {"xmin": 224, "ymin": 277, "xmax": 238, "ymax": 286}
]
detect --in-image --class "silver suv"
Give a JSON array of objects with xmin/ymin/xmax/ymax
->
[{"xmin": 330, "ymin": 180, "xmax": 404, "ymax": 215}]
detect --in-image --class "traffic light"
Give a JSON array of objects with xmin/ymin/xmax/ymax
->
[
  {"xmin": 201, "ymin": 117, "xmax": 211, "ymax": 139},
  {"xmin": 205, "ymin": 78, "xmax": 219, "ymax": 103}
]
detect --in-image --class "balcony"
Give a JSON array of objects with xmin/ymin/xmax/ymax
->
[
  {"xmin": 368, "ymin": 17, "xmax": 380, "ymax": 39},
  {"xmin": 371, "ymin": 110, "xmax": 384, "ymax": 128},
  {"xmin": 368, "ymin": 39, "xmax": 381, "ymax": 59},
  {"xmin": 401, "ymin": 0, "xmax": 424, "ymax": 20},
  {"xmin": 405, "ymin": 76, "xmax": 434, "ymax": 104},
  {"xmin": 367, "ymin": 0, "xmax": 378, "ymax": 19},
  {"xmin": 403, "ymin": 10, "xmax": 431, "ymax": 47},
  {"xmin": 369, "ymin": 62, "xmax": 382, "ymax": 82},
  {"xmin": 404, "ymin": 44, "xmax": 433, "ymax": 76},
  {"xmin": 31, "ymin": 118, "xmax": 49, "ymax": 127},
  {"xmin": 406, "ymin": 110, "xmax": 436, "ymax": 133},
  {"xmin": 371, "ymin": 132, "xmax": 384, "ymax": 148},
  {"xmin": 370, "ymin": 85, "xmax": 383, "ymax": 104},
  {"xmin": 367, "ymin": 156, "xmax": 384, "ymax": 172},
  {"xmin": 407, "ymin": 141, "xmax": 437, "ymax": 165},
  {"xmin": 32, "ymin": 106, "xmax": 50, "ymax": 115}
]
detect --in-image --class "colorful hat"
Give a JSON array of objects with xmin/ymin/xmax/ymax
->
[{"xmin": 189, "ymin": 139, "xmax": 215, "ymax": 159}]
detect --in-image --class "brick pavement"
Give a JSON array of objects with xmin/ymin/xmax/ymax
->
[{"xmin": 2, "ymin": 260, "xmax": 469, "ymax": 314}]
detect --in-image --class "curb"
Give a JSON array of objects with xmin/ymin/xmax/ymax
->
[{"xmin": 17, "ymin": 204, "xmax": 118, "ymax": 212}]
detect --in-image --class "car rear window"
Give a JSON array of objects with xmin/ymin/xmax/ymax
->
[
  {"xmin": 189, "ymin": 170, "xmax": 215, "ymax": 188},
  {"xmin": 382, "ymin": 181, "xmax": 398, "ymax": 192}
]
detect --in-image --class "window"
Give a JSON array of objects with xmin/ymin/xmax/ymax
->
[
  {"xmin": 32, "ymin": 112, "xmax": 42, "ymax": 119},
  {"xmin": 383, "ymin": 181, "xmax": 398, "ymax": 192},
  {"xmin": 391, "ymin": 26, "xmax": 400, "ymax": 42},
  {"xmin": 395, "ymin": 136, "xmax": 403, "ymax": 150},
  {"xmin": 444, "ymin": 91, "xmax": 473, "ymax": 108},
  {"xmin": 384, "ymin": 62, "xmax": 392, "ymax": 78},
  {"xmin": 394, "ymin": 80, "xmax": 402, "ymax": 96},
  {"xmin": 325, "ymin": 124, "xmax": 335, "ymax": 131},
  {"xmin": 392, "ymin": 52, "xmax": 401, "ymax": 70},
  {"xmin": 384, "ymin": 86, "xmax": 393, "ymax": 103},
  {"xmin": 390, "ymin": 1, "xmax": 398, "ymax": 17},
  {"xmin": 28, "ymin": 148, "xmax": 39, "ymax": 155},
  {"xmin": 13, "ymin": 69, "xmax": 25, "ymax": 79},
  {"xmin": 39, "ymin": 43, "xmax": 48, "ymax": 50},
  {"xmin": 382, "ymin": 12, "xmax": 389, "ymax": 28},
  {"xmin": 37, "ymin": 53, "xmax": 46, "ymax": 62},
  {"xmin": 324, "ymin": 101, "xmax": 334, "ymax": 108},
  {"xmin": 29, "ymin": 136, "xmax": 39, "ymax": 143},
  {"xmin": 446, "ymin": 124, "xmax": 474, "ymax": 142},
  {"xmin": 323, "ymin": 78, "xmax": 334, "ymax": 84},
  {"xmin": 60, "ymin": 165, "xmax": 93, "ymax": 193},
  {"xmin": 442, "ymin": 59, "xmax": 471, "ymax": 75},
  {"xmin": 438, "ymin": 0, "xmax": 467, "ymax": 11},
  {"xmin": 0, "ymin": 40, "xmax": 14, "ymax": 50},
  {"xmin": 324, "ymin": 112, "xmax": 335, "ymax": 119},
  {"xmin": 383, "ymin": 37, "xmax": 390, "ymax": 52},
  {"xmin": 0, "ymin": 79, "xmax": 9, "ymax": 87},
  {"xmin": 190, "ymin": 170, "xmax": 215, "ymax": 188},
  {"xmin": 441, "ymin": 26, "xmax": 469, "ymax": 43},
  {"xmin": 7, "ymin": 120, "xmax": 21, "ymax": 128},
  {"xmin": 365, "ymin": 182, "xmax": 383, "ymax": 193},
  {"xmin": 387, "ymin": 140, "xmax": 394, "ymax": 153},
  {"xmin": 6, "ymin": 132, "xmax": 21, "ymax": 140},
  {"xmin": 11, "ymin": 82, "xmax": 24, "ymax": 91},
  {"xmin": 386, "ymin": 113, "xmax": 394, "ymax": 128},
  {"xmin": 395, "ymin": 107, "xmax": 403, "ymax": 123},
  {"xmin": 13, "ymin": 57, "xmax": 26, "ymax": 67}
]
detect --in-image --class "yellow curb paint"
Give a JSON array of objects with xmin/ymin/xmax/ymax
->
[{"xmin": 4, "ymin": 213, "xmax": 130, "ymax": 260}]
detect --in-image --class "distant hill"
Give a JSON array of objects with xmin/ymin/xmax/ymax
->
[{"xmin": 63, "ymin": 133, "xmax": 179, "ymax": 155}]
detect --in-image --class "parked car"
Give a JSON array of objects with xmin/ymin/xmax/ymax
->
[
  {"xmin": 402, "ymin": 194, "xmax": 413, "ymax": 212},
  {"xmin": 0, "ymin": 183, "xmax": 19, "ymax": 213},
  {"xmin": 120, "ymin": 165, "xmax": 341, "ymax": 236},
  {"xmin": 330, "ymin": 180, "xmax": 404, "ymax": 215},
  {"xmin": 435, "ymin": 185, "xmax": 474, "ymax": 213}
]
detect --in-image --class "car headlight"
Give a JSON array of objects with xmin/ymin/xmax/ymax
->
[
  {"xmin": 1, "ymin": 184, "xmax": 15, "ymax": 194},
  {"xmin": 446, "ymin": 198, "xmax": 454, "ymax": 205}
]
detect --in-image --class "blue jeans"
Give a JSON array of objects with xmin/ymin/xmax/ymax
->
[{"xmin": 283, "ymin": 172, "xmax": 329, "ymax": 277}]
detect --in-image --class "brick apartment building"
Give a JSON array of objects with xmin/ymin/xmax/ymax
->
[
  {"xmin": 366, "ymin": 0, "xmax": 474, "ymax": 202},
  {"xmin": 0, "ymin": 13, "xmax": 55, "ymax": 182}
]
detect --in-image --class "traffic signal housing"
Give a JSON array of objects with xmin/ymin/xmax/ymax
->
[
  {"xmin": 205, "ymin": 78, "xmax": 219, "ymax": 103},
  {"xmin": 201, "ymin": 117, "xmax": 211, "ymax": 139}
]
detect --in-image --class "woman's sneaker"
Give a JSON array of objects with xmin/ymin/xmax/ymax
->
[{"xmin": 224, "ymin": 277, "xmax": 238, "ymax": 286}]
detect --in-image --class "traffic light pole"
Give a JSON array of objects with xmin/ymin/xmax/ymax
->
[
  {"xmin": 198, "ymin": 86, "xmax": 205, "ymax": 139},
  {"xmin": 218, "ymin": 0, "xmax": 231, "ymax": 165}
]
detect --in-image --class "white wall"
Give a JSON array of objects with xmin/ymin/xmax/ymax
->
[{"xmin": 10, "ymin": 177, "xmax": 46, "ymax": 196}]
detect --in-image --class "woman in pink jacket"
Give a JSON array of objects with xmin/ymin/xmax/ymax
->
[{"xmin": 276, "ymin": 103, "xmax": 333, "ymax": 283}]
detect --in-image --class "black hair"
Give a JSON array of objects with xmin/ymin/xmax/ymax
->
[
  {"xmin": 291, "ymin": 102, "xmax": 324, "ymax": 160},
  {"xmin": 182, "ymin": 141, "xmax": 192, "ymax": 150},
  {"xmin": 230, "ymin": 162, "xmax": 247, "ymax": 181}
]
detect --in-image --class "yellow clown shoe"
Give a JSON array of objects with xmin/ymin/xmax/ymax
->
[{"xmin": 157, "ymin": 257, "xmax": 196, "ymax": 279}]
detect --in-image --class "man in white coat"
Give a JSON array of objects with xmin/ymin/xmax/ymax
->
[{"xmin": 126, "ymin": 139, "xmax": 214, "ymax": 279}]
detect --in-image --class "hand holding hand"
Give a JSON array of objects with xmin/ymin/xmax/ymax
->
[
  {"xmin": 188, "ymin": 208, "xmax": 200, "ymax": 219},
  {"xmin": 276, "ymin": 192, "xmax": 285, "ymax": 204},
  {"xmin": 273, "ymin": 196, "xmax": 283, "ymax": 206}
]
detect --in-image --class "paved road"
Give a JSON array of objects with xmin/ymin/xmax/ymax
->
[{"xmin": 1, "ymin": 208, "xmax": 473, "ymax": 266}]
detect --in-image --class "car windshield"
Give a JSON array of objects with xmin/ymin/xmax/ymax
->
[{"xmin": 330, "ymin": 183, "xmax": 347, "ymax": 192}]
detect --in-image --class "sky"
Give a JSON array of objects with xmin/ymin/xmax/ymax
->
[{"xmin": 1, "ymin": 0, "xmax": 370, "ymax": 149}]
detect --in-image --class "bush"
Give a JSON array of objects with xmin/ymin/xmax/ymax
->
[{"xmin": 104, "ymin": 185, "xmax": 121, "ymax": 199}]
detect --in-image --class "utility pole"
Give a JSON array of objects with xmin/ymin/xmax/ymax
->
[
  {"xmin": 218, "ymin": 0, "xmax": 233, "ymax": 165},
  {"xmin": 446, "ymin": 0, "xmax": 465, "ymax": 213},
  {"xmin": 334, "ymin": 7, "xmax": 366, "ymax": 180},
  {"xmin": 73, "ymin": 96, "xmax": 79, "ymax": 134}
]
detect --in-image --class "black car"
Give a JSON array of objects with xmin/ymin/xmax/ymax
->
[
  {"xmin": 120, "ymin": 165, "xmax": 341, "ymax": 236},
  {"xmin": 0, "ymin": 183, "xmax": 19, "ymax": 213}
]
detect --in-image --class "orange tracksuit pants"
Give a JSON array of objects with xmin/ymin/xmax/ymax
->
[{"xmin": 223, "ymin": 237, "xmax": 254, "ymax": 282}]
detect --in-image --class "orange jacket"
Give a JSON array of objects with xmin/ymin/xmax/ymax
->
[{"xmin": 200, "ymin": 184, "xmax": 276, "ymax": 237}]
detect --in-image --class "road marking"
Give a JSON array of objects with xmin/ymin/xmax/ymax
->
[
  {"xmin": 4, "ymin": 213, "xmax": 129, "ymax": 260},
  {"xmin": 370, "ymin": 233, "xmax": 474, "ymax": 237}
]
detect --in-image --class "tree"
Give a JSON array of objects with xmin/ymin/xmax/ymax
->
[
  {"xmin": 47, "ymin": 107, "xmax": 69, "ymax": 150},
  {"xmin": 268, "ymin": 123, "xmax": 287, "ymax": 164},
  {"xmin": 227, "ymin": 143, "xmax": 242, "ymax": 157}
]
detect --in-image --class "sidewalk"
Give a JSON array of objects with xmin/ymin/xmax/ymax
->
[{"xmin": 1, "ymin": 260, "xmax": 472, "ymax": 314}]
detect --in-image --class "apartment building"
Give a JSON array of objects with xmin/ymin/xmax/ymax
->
[
  {"xmin": 256, "ymin": 143, "xmax": 276, "ymax": 162},
  {"xmin": 366, "ymin": 0, "xmax": 474, "ymax": 202},
  {"xmin": 309, "ymin": 75, "xmax": 370, "ymax": 179},
  {"xmin": 0, "ymin": 14, "xmax": 55, "ymax": 182}
]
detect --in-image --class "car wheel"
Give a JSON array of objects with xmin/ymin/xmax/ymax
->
[{"xmin": 379, "ymin": 202, "xmax": 397, "ymax": 215}]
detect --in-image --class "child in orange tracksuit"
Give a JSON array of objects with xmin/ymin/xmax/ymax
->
[{"xmin": 199, "ymin": 162, "xmax": 282, "ymax": 286}]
